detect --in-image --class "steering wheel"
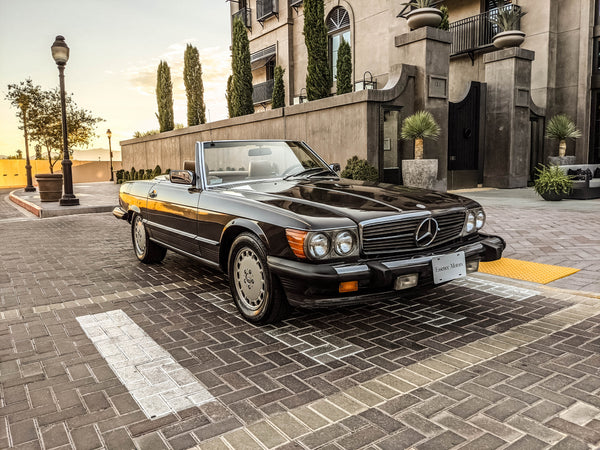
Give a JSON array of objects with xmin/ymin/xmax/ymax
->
[{"xmin": 281, "ymin": 164, "xmax": 304, "ymax": 177}]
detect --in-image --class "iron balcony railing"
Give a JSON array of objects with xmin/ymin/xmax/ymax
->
[
  {"xmin": 257, "ymin": 0, "xmax": 278, "ymax": 22},
  {"xmin": 252, "ymin": 79, "xmax": 275, "ymax": 104},
  {"xmin": 232, "ymin": 7, "xmax": 252, "ymax": 29},
  {"xmin": 449, "ymin": 5, "xmax": 522, "ymax": 56}
]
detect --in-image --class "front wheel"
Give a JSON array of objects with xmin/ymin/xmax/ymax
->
[
  {"xmin": 228, "ymin": 233, "xmax": 291, "ymax": 324},
  {"xmin": 131, "ymin": 214, "xmax": 167, "ymax": 263}
]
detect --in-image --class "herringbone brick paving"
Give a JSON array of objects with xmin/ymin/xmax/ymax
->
[{"xmin": 1, "ymin": 188, "xmax": 599, "ymax": 449}]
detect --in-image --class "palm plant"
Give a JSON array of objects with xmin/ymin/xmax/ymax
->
[
  {"xmin": 545, "ymin": 114, "xmax": 582, "ymax": 157},
  {"xmin": 401, "ymin": 111, "xmax": 441, "ymax": 159},
  {"xmin": 489, "ymin": 6, "xmax": 526, "ymax": 32}
]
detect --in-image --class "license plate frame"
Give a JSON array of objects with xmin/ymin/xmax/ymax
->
[{"xmin": 431, "ymin": 252, "xmax": 466, "ymax": 284}]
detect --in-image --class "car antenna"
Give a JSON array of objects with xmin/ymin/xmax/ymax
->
[{"xmin": 207, "ymin": 109, "xmax": 215, "ymax": 147}]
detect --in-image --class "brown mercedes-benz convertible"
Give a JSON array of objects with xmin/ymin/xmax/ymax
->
[{"xmin": 114, "ymin": 140, "xmax": 504, "ymax": 324}]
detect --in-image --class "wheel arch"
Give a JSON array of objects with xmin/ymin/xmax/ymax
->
[
  {"xmin": 219, "ymin": 219, "xmax": 269, "ymax": 273},
  {"xmin": 127, "ymin": 205, "xmax": 141, "ymax": 223}
]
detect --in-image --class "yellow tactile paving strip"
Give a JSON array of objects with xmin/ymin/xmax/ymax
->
[{"xmin": 479, "ymin": 257, "xmax": 579, "ymax": 284}]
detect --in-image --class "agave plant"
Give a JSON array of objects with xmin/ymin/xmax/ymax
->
[
  {"xmin": 545, "ymin": 114, "xmax": 582, "ymax": 157},
  {"xmin": 401, "ymin": 0, "xmax": 437, "ymax": 9},
  {"xmin": 489, "ymin": 6, "xmax": 527, "ymax": 32},
  {"xmin": 401, "ymin": 111, "xmax": 441, "ymax": 159}
]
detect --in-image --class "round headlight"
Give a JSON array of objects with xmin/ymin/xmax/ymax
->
[
  {"xmin": 476, "ymin": 210, "xmax": 485, "ymax": 229},
  {"xmin": 307, "ymin": 233, "xmax": 330, "ymax": 259},
  {"xmin": 466, "ymin": 212, "xmax": 476, "ymax": 233},
  {"xmin": 334, "ymin": 231, "xmax": 355, "ymax": 256}
]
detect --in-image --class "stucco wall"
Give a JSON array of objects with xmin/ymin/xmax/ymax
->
[
  {"xmin": 122, "ymin": 93, "xmax": 372, "ymax": 174},
  {"xmin": 121, "ymin": 65, "xmax": 418, "ymax": 178}
]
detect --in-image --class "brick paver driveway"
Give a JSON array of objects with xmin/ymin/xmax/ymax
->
[{"xmin": 1, "ymin": 193, "xmax": 599, "ymax": 449}]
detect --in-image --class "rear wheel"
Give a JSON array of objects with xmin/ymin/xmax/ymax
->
[
  {"xmin": 131, "ymin": 214, "xmax": 167, "ymax": 263},
  {"xmin": 228, "ymin": 233, "xmax": 291, "ymax": 324}
]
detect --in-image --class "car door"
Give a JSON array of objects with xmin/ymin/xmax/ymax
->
[{"xmin": 145, "ymin": 178, "xmax": 201, "ymax": 257}]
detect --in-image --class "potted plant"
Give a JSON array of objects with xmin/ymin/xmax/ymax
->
[
  {"xmin": 533, "ymin": 165, "xmax": 573, "ymax": 201},
  {"xmin": 489, "ymin": 6, "xmax": 527, "ymax": 48},
  {"xmin": 402, "ymin": 0, "xmax": 443, "ymax": 30},
  {"xmin": 400, "ymin": 111, "xmax": 441, "ymax": 189},
  {"xmin": 35, "ymin": 173, "xmax": 63, "ymax": 202},
  {"xmin": 545, "ymin": 114, "xmax": 581, "ymax": 158}
]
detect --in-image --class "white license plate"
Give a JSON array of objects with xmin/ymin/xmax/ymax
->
[{"xmin": 432, "ymin": 252, "xmax": 466, "ymax": 284}]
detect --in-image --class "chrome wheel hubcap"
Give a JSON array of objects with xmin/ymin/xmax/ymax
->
[
  {"xmin": 234, "ymin": 248, "xmax": 265, "ymax": 310},
  {"xmin": 134, "ymin": 218, "xmax": 146, "ymax": 256}
]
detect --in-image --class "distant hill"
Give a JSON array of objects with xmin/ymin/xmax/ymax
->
[{"xmin": 72, "ymin": 148, "xmax": 122, "ymax": 161}]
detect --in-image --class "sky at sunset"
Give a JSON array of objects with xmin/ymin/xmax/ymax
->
[{"xmin": 0, "ymin": 0, "xmax": 231, "ymax": 157}]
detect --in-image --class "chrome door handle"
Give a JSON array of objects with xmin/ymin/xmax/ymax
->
[{"xmin": 149, "ymin": 190, "xmax": 157, "ymax": 198}]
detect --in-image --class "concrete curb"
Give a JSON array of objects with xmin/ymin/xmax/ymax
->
[
  {"xmin": 9, "ymin": 189, "xmax": 117, "ymax": 218},
  {"xmin": 9, "ymin": 190, "xmax": 41, "ymax": 217}
]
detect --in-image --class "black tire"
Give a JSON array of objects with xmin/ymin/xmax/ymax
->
[
  {"xmin": 131, "ymin": 214, "xmax": 167, "ymax": 264},
  {"xmin": 228, "ymin": 232, "xmax": 291, "ymax": 324}
]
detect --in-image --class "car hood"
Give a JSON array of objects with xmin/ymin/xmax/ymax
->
[{"xmin": 219, "ymin": 178, "xmax": 478, "ymax": 224}]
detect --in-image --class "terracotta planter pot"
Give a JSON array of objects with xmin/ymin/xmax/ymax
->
[
  {"xmin": 406, "ymin": 7, "xmax": 443, "ymax": 30},
  {"xmin": 35, "ymin": 173, "xmax": 63, "ymax": 202},
  {"xmin": 492, "ymin": 30, "xmax": 526, "ymax": 49}
]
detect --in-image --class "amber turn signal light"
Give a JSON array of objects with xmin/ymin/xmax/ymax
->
[
  {"xmin": 339, "ymin": 281, "xmax": 358, "ymax": 293},
  {"xmin": 285, "ymin": 229, "xmax": 307, "ymax": 259}
]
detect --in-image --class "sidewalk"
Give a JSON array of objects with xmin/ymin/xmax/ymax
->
[
  {"xmin": 458, "ymin": 187, "xmax": 600, "ymax": 294},
  {"xmin": 9, "ymin": 181, "xmax": 120, "ymax": 218}
]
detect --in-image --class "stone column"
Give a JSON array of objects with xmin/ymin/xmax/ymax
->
[
  {"xmin": 394, "ymin": 27, "xmax": 452, "ymax": 191},
  {"xmin": 483, "ymin": 48, "xmax": 535, "ymax": 188}
]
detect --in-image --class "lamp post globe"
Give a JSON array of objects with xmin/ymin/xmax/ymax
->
[
  {"xmin": 107, "ymin": 128, "xmax": 114, "ymax": 181},
  {"xmin": 51, "ymin": 35, "xmax": 79, "ymax": 206}
]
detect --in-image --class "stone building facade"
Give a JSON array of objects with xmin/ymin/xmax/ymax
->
[{"xmin": 230, "ymin": 0, "xmax": 599, "ymax": 166}]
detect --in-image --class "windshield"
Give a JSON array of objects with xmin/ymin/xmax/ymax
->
[{"xmin": 201, "ymin": 141, "xmax": 333, "ymax": 186}]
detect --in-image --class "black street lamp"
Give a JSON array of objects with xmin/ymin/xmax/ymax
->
[
  {"xmin": 51, "ymin": 35, "xmax": 79, "ymax": 206},
  {"xmin": 107, "ymin": 129, "xmax": 114, "ymax": 181}
]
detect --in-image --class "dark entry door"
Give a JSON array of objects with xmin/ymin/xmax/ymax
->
[
  {"xmin": 529, "ymin": 111, "xmax": 545, "ymax": 183},
  {"xmin": 448, "ymin": 82, "xmax": 485, "ymax": 190}
]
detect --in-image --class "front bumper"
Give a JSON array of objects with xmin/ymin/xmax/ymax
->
[{"xmin": 268, "ymin": 234, "xmax": 505, "ymax": 308}]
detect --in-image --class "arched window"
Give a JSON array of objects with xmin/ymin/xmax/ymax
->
[{"xmin": 327, "ymin": 7, "xmax": 351, "ymax": 80}]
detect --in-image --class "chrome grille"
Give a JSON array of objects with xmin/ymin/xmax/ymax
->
[{"xmin": 361, "ymin": 210, "xmax": 466, "ymax": 255}]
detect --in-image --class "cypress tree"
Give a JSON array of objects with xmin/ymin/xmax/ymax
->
[
  {"xmin": 231, "ymin": 18, "xmax": 254, "ymax": 116},
  {"xmin": 156, "ymin": 60, "xmax": 174, "ymax": 132},
  {"xmin": 226, "ymin": 75, "xmax": 234, "ymax": 118},
  {"xmin": 304, "ymin": 0, "xmax": 331, "ymax": 101},
  {"xmin": 271, "ymin": 65, "xmax": 285, "ymax": 109},
  {"xmin": 183, "ymin": 44, "xmax": 206, "ymax": 126},
  {"xmin": 336, "ymin": 38, "xmax": 352, "ymax": 95}
]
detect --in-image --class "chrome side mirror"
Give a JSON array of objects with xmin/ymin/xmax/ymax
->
[
  {"xmin": 170, "ymin": 170, "xmax": 195, "ymax": 185},
  {"xmin": 330, "ymin": 163, "xmax": 341, "ymax": 173}
]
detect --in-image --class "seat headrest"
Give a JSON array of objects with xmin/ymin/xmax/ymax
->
[
  {"xmin": 249, "ymin": 160, "xmax": 274, "ymax": 178},
  {"xmin": 183, "ymin": 160, "xmax": 196, "ymax": 172}
]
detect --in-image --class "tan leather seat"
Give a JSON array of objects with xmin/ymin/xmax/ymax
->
[{"xmin": 183, "ymin": 160, "xmax": 196, "ymax": 172}]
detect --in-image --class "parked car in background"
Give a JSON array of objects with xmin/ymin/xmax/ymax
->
[{"xmin": 114, "ymin": 140, "xmax": 505, "ymax": 324}]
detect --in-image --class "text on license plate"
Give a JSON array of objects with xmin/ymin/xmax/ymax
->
[{"xmin": 432, "ymin": 252, "xmax": 466, "ymax": 284}]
